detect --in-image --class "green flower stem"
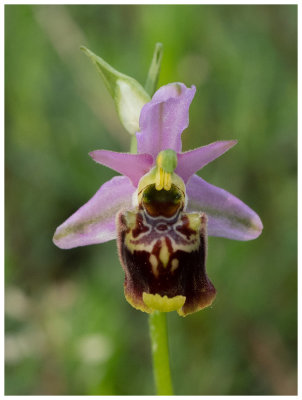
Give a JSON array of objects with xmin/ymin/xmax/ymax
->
[{"xmin": 149, "ymin": 311, "xmax": 173, "ymax": 395}]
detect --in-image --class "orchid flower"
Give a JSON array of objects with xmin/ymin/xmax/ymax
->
[{"xmin": 53, "ymin": 82, "xmax": 262, "ymax": 316}]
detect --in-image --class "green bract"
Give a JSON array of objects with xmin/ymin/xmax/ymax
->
[{"xmin": 81, "ymin": 46, "xmax": 151, "ymax": 135}]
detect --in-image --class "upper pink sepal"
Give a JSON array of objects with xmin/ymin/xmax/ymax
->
[{"xmin": 136, "ymin": 83, "xmax": 196, "ymax": 159}]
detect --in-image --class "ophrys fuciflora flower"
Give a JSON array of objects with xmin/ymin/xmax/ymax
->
[{"xmin": 53, "ymin": 83, "xmax": 262, "ymax": 316}]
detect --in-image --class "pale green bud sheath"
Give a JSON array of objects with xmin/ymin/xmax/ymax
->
[{"xmin": 80, "ymin": 46, "xmax": 150, "ymax": 135}]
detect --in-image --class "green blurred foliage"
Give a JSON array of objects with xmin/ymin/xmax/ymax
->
[{"xmin": 5, "ymin": 4, "xmax": 297, "ymax": 395}]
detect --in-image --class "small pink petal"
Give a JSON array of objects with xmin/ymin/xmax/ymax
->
[
  {"xmin": 176, "ymin": 140, "xmax": 238, "ymax": 182},
  {"xmin": 89, "ymin": 150, "xmax": 153, "ymax": 187}
]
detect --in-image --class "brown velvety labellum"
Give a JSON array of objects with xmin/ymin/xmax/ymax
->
[{"xmin": 116, "ymin": 208, "xmax": 216, "ymax": 316}]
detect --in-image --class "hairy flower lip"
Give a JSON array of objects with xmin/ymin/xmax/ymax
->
[{"xmin": 117, "ymin": 209, "xmax": 216, "ymax": 316}]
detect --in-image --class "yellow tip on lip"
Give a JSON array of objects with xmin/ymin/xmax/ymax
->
[{"xmin": 143, "ymin": 292, "xmax": 186, "ymax": 312}]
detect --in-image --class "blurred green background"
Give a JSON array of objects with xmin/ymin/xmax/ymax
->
[{"xmin": 5, "ymin": 4, "xmax": 297, "ymax": 395}]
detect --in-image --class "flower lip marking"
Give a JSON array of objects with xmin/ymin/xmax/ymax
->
[
  {"xmin": 131, "ymin": 212, "xmax": 149, "ymax": 238},
  {"xmin": 176, "ymin": 215, "xmax": 197, "ymax": 240},
  {"xmin": 171, "ymin": 258, "xmax": 179, "ymax": 272},
  {"xmin": 156, "ymin": 223, "xmax": 168, "ymax": 232},
  {"xmin": 149, "ymin": 254, "xmax": 159, "ymax": 277}
]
